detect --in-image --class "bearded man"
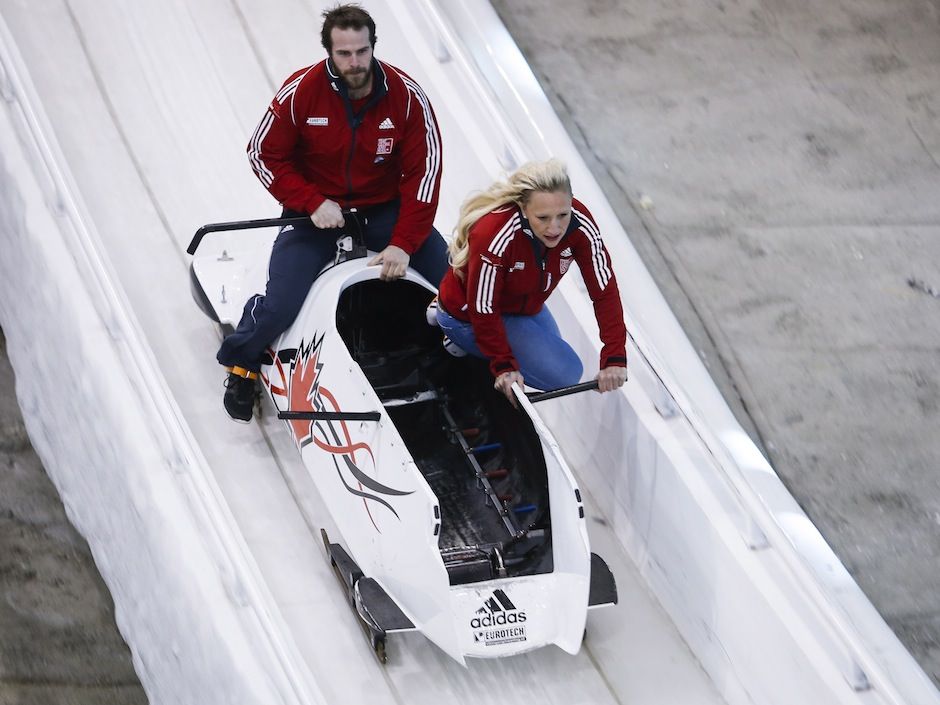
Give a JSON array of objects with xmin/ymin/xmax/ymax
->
[{"xmin": 218, "ymin": 3, "xmax": 447, "ymax": 422}]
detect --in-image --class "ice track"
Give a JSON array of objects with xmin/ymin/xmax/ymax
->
[{"xmin": 0, "ymin": 1, "xmax": 936, "ymax": 704}]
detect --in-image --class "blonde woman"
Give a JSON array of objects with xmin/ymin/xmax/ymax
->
[{"xmin": 437, "ymin": 159, "xmax": 627, "ymax": 403}]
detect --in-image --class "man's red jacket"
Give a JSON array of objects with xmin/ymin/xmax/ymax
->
[
  {"xmin": 438, "ymin": 199, "xmax": 627, "ymax": 377},
  {"xmin": 247, "ymin": 58, "xmax": 442, "ymax": 254}
]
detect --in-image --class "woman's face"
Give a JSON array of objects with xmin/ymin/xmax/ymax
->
[{"xmin": 521, "ymin": 190, "xmax": 572, "ymax": 248}]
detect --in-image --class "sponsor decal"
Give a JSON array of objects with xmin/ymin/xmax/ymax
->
[
  {"xmin": 260, "ymin": 336, "xmax": 413, "ymax": 532},
  {"xmin": 306, "ymin": 116, "xmax": 329, "ymax": 126},
  {"xmin": 470, "ymin": 589, "xmax": 527, "ymax": 646},
  {"xmin": 281, "ymin": 224, "xmax": 294, "ymax": 233},
  {"xmin": 510, "ymin": 261, "xmax": 526, "ymax": 271},
  {"xmin": 378, "ymin": 117, "xmax": 395, "ymax": 130},
  {"xmin": 560, "ymin": 247, "xmax": 573, "ymax": 257},
  {"xmin": 376, "ymin": 137, "xmax": 394, "ymax": 155}
]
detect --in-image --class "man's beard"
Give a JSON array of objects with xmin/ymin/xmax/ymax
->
[{"xmin": 343, "ymin": 67, "xmax": 372, "ymax": 91}]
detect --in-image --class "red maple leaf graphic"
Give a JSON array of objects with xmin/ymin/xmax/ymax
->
[{"xmin": 289, "ymin": 338, "xmax": 323, "ymax": 447}]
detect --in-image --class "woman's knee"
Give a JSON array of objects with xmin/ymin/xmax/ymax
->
[
  {"xmin": 437, "ymin": 312, "xmax": 481, "ymax": 357},
  {"xmin": 549, "ymin": 351, "xmax": 583, "ymax": 388},
  {"xmin": 520, "ymin": 344, "xmax": 582, "ymax": 390}
]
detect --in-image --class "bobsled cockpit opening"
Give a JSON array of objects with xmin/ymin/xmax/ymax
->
[
  {"xmin": 336, "ymin": 278, "xmax": 554, "ymax": 586},
  {"xmin": 336, "ymin": 278, "xmax": 441, "ymax": 397}
]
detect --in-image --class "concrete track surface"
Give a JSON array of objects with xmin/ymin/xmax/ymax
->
[
  {"xmin": 0, "ymin": 331, "xmax": 146, "ymax": 704},
  {"xmin": 490, "ymin": 0, "xmax": 940, "ymax": 686}
]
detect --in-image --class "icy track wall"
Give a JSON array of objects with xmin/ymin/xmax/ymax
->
[
  {"xmin": 0, "ymin": 2, "xmax": 938, "ymax": 705},
  {"xmin": 435, "ymin": 4, "xmax": 940, "ymax": 705},
  {"xmin": 0, "ymin": 16, "xmax": 325, "ymax": 705}
]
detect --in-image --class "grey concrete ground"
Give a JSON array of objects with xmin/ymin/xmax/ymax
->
[
  {"xmin": 491, "ymin": 0, "xmax": 940, "ymax": 686},
  {"xmin": 0, "ymin": 331, "xmax": 146, "ymax": 705}
]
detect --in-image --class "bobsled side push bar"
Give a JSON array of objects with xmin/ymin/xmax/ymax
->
[
  {"xmin": 277, "ymin": 410, "xmax": 382, "ymax": 422},
  {"xmin": 526, "ymin": 380, "xmax": 599, "ymax": 403}
]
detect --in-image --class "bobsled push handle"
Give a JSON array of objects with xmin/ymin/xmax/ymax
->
[
  {"xmin": 187, "ymin": 216, "xmax": 310, "ymax": 255},
  {"xmin": 277, "ymin": 410, "xmax": 381, "ymax": 422},
  {"xmin": 333, "ymin": 209, "xmax": 368, "ymax": 266},
  {"xmin": 188, "ymin": 210, "xmax": 366, "ymax": 256},
  {"xmin": 526, "ymin": 380, "xmax": 599, "ymax": 404}
]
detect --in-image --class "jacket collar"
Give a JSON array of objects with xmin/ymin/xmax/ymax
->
[
  {"xmin": 325, "ymin": 57, "xmax": 389, "ymax": 102},
  {"xmin": 326, "ymin": 58, "xmax": 388, "ymax": 128}
]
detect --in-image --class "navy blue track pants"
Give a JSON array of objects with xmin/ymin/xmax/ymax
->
[{"xmin": 217, "ymin": 201, "xmax": 449, "ymax": 371}]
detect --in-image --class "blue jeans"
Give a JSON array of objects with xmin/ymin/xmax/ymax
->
[
  {"xmin": 218, "ymin": 201, "xmax": 449, "ymax": 371},
  {"xmin": 436, "ymin": 306, "xmax": 583, "ymax": 390}
]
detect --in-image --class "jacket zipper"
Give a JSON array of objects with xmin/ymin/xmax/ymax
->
[
  {"xmin": 344, "ymin": 116, "xmax": 361, "ymax": 204},
  {"xmin": 333, "ymin": 59, "xmax": 387, "ymax": 206}
]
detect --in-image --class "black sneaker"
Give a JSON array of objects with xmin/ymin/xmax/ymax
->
[{"xmin": 223, "ymin": 372, "xmax": 258, "ymax": 423}]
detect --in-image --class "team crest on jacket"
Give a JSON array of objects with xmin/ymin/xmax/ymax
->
[
  {"xmin": 559, "ymin": 257, "xmax": 573, "ymax": 275},
  {"xmin": 376, "ymin": 138, "xmax": 394, "ymax": 155}
]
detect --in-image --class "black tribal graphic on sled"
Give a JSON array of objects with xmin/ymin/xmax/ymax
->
[{"xmin": 274, "ymin": 335, "xmax": 414, "ymax": 530}]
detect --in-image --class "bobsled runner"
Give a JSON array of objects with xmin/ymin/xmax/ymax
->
[{"xmin": 187, "ymin": 213, "xmax": 617, "ymax": 665}]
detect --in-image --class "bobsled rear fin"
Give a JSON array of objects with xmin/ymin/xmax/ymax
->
[
  {"xmin": 356, "ymin": 579, "xmax": 416, "ymax": 633},
  {"xmin": 588, "ymin": 552, "xmax": 618, "ymax": 608},
  {"xmin": 189, "ymin": 261, "xmax": 222, "ymax": 325}
]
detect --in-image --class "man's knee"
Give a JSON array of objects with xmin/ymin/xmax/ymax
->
[{"xmin": 261, "ymin": 297, "xmax": 305, "ymax": 336}]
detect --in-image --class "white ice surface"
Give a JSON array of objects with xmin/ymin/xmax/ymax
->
[{"xmin": 0, "ymin": 1, "xmax": 722, "ymax": 704}]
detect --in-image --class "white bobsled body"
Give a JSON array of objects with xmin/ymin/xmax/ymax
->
[{"xmin": 191, "ymin": 236, "xmax": 614, "ymax": 663}]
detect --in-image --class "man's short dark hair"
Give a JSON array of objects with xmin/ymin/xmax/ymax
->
[{"xmin": 321, "ymin": 4, "xmax": 377, "ymax": 52}]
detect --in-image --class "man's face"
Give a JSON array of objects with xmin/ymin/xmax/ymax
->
[{"xmin": 329, "ymin": 27, "xmax": 373, "ymax": 91}]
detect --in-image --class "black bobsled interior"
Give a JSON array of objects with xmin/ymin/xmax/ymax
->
[{"xmin": 336, "ymin": 278, "xmax": 554, "ymax": 585}]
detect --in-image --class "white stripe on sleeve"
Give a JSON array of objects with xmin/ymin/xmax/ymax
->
[
  {"xmin": 487, "ymin": 214, "xmax": 520, "ymax": 257},
  {"xmin": 276, "ymin": 75, "xmax": 303, "ymax": 102},
  {"xmin": 248, "ymin": 111, "xmax": 275, "ymax": 186},
  {"xmin": 573, "ymin": 208, "xmax": 612, "ymax": 290},
  {"xmin": 476, "ymin": 262, "xmax": 498, "ymax": 314},
  {"xmin": 248, "ymin": 68, "xmax": 314, "ymax": 188},
  {"xmin": 397, "ymin": 72, "xmax": 441, "ymax": 204}
]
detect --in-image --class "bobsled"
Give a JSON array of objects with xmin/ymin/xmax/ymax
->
[{"xmin": 187, "ymin": 214, "xmax": 617, "ymax": 665}]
